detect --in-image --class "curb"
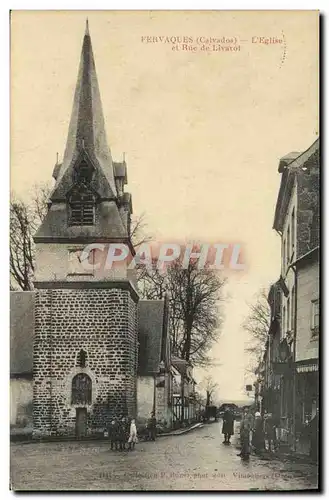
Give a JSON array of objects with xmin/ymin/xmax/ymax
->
[
  {"xmin": 11, "ymin": 423, "xmax": 205, "ymax": 445},
  {"xmin": 158, "ymin": 422, "xmax": 204, "ymax": 437}
]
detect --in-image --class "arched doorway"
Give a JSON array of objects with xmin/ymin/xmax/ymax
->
[{"xmin": 72, "ymin": 373, "xmax": 92, "ymax": 438}]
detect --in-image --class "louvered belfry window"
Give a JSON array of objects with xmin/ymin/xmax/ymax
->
[{"xmin": 69, "ymin": 185, "xmax": 95, "ymax": 226}]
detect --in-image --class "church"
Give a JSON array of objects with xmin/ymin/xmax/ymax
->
[{"xmin": 10, "ymin": 22, "xmax": 181, "ymax": 439}]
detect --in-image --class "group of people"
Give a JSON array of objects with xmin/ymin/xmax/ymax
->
[
  {"xmin": 238, "ymin": 409, "xmax": 277, "ymax": 459},
  {"xmin": 221, "ymin": 406, "xmax": 278, "ymax": 459},
  {"xmin": 108, "ymin": 416, "xmax": 138, "ymax": 451},
  {"xmin": 107, "ymin": 412, "xmax": 157, "ymax": 451}
]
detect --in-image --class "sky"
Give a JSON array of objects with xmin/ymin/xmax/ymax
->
[{"xmin": 11, "ymin": 10, "xmax": 319, "ymax": 403}]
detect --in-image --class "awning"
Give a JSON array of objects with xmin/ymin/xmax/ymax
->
[{"xmin": 296, "ymin": 363, "xmax": 318, "ymax": 373}]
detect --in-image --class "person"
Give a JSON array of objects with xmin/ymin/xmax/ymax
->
[
  {"xmin": 238, "ymin": 407, "xmax": 253, "ymax": 459},
  {"xmin": 108, "ymin": 419, "xmax": 117, "ymax": 451},
  {"xmin": 124, "ymin": 417, "xmax": 130, "ymax": 449},
  {"xmin": 252, "ymin": 411, "xmax": 265, "ymax": 454},
  {"xmin": 309, "ymin": 410, "xmax": 319, "ymax": 462},
  {"xmin": 147, "ymin": 412, "xmax": 157, "ymax": 441},
  {"xmin": 222, "ymin": 406, "xmax": 235, "ymax": 444},
  {"xmin": 264, "ymin": 412, "xmax": 277, "ymax": 452},
  {"xmin": 117, "ymin": 417, "xmax": 126, "ymax": 451},
  {"xmin": 128, "ymin": 419, "xmax": 138, "ymax": 450}
]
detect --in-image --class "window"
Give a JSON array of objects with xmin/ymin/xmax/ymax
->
[
  {"xmin": 311, "ymin": 299, "xmax": 319, "ymax": 335},
  {"xmin": 282, "ymin": 238, "xmax": 286, "ymax": 274},
  {"xmin": 282, "ymin": 305, "xmax": 286, "ymax": 337},
  {"xmin": 291, "ymin": 286, "xmax": 295, "ymax": 331},
  {"xmin": 287, "ymin": 297, "xmax": 290, "ymax": 333},
  {"xmin": 286, "ymin": 225, "xmax": 290, "ymax": 265},
  {"xmin": 291, "ymin": 208, "xmax": 295, "ymax": 256},
  {"xmin": 71, "ymin": 373, "xmax": 92, "ymax": 405},
  {"xmin": 77, "ymin": 349, "xmax": 87, "ymax": 368},
  {"xmin": 68, "ymin": 185, "xmax": 95, "ymax": 226}
]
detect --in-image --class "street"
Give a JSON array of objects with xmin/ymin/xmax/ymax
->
[{"xmin": 10, "ymin": 421, "xmax": 318, "ymax": 491}]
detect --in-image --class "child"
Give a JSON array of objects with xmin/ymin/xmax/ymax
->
[{"xmin": 128, "ymin": 419, "xmax": 138, "ymax": 450}]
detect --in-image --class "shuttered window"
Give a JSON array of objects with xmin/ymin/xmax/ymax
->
[{"xmin": 69, "ymin": 186, "xmax": 95, "ymax": 226}]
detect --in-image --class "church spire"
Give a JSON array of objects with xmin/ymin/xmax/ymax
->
[{"xmin": 51, "ymin": 21, "xmax": 116, "ymax": 200}]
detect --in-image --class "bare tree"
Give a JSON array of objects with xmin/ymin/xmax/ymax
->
[
  {"xmin": 201, "ymin": 375, "xmax": 219, "ymax": 406},
  {"xmin": 242, "ymin": 288, "xmax": 271, "ymax": 373},
  {"xmin": 138, "ymin": 256, "xmax": 226, "ymax": 367},
  {"xmin": 130, "ymin": 212, "xmax": 152, "ymax": 249},
  {"xmin": 10, "ymin": 183, "xmax": 52, "ymax": 291}
]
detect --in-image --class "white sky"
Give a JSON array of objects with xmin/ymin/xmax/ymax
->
[{"xmin": 10, "ymin": 11, "xmax": 319, "ymax": 403}]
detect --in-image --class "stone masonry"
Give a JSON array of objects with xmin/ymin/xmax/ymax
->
[{"xmin": 33, "ymin": 287, "xmax": 138, "ymax": 437}]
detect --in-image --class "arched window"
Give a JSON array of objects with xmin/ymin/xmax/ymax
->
[
  {"xmin": 71, "ymin": 373, "xmax": 92, "ymax": 405},
  {"xmin": 68, "ymin": 185, "xmax": 95, "ymax": 226},
  {"xmin": 77, "ymin": 349, "xmax": 87, "ymax": 368}
]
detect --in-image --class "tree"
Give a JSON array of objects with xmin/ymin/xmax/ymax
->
[
  {"xmin": 201, "ymin": 375, "xmax": 219, "ymax": 407},
  {"xmin": 137, "ymin": 256, "xmax": 226, "ymax": 367},
  {"xmin": 10, "ymin": 183, "xmax": 52, "ymax": 291},
  {"xmin": 242, "ymin": 289, "xmax": 271, "ymax": 373},
  {"xmin": 130, "ymin": 212, "xmax": 152, "ymax": 249}
]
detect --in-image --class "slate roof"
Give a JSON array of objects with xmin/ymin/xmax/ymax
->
[
  {"xmin": 34, "ymin": 200, "xmax": 127, "ymax": 241},
  {"xmin": 10, "ymin": 292, "xmax": 34, "ymax": 376},
  {"xmin": 51, "ymin": 21, "xmax": 116, "ymax": 201},
  {"xmin": 35, "ymin": 22, "xmax": 129, "ymax": 243},
  {"xmin": 138, "ymin": 300, "xmax": 166, "ymax": 376}
]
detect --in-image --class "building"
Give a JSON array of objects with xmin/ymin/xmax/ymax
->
[
  {"xmin": 171, "ymin": 357, "xmax": 197, "ymax": 427},
  {"xmin": 295, "ymin": 246, "xmax": 319, "ymax": 430},
  {"xmin": 137, "ymin": 297, "xmax": 173, "ymax": 428},
  {"xmin": 272, "ymin": 137, "xmax": 320, "ymax": 445},
  {"xmin": 10, "ymin": 22, "xmax": 177, "ymax": 439}
]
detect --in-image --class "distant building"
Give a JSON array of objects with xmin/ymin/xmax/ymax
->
[{"xmin": 171, "ymin": 357, "xmax": 196, "ymax": 426}]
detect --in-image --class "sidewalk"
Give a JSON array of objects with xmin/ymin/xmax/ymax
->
[
  {"xmin": 158, "ymin": 422, "xmax": 204, "ymax": 437},
  {"xmin": 11, "ymin": 422, "xmax": 204, "ymax": 445}
]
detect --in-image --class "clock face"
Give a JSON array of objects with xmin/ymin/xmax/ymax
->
[
  {"xmin": 68, "ymin": 249, "xmax": 86, "ymax": 274},
  {"xmin": 68, "ymin": 249, "xmax": 96, "ymax": 275}
]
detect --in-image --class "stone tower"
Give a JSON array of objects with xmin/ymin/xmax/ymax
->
[{"xmin": 32, "ymin": 22, "xmax": 139, "ymax": 438}]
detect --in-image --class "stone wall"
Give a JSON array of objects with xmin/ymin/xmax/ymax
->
[
  {"xmin": 33, "ymin": 287, "xmax": 138, "ymax": 438},
  {"xmin": 297, "ymin": 148, "xmax": 320, "ymax": 258}
]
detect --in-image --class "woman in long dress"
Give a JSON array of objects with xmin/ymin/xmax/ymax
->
[
  {"xmin": 252, "ymin": 412, "xmax": 265, "ymax": 454},
  {"xmin": 238, "ymin": 408, "xmax": 253, "ymax": 458}
]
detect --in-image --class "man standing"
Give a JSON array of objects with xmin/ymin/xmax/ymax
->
[
  {"xmin": 148, "ymin": 412, "xmax": 157, "ymax": 441},
  {"xmin": 222, "ymin": 406, "xmax": 235, "ymax": 444},
  {"xmin": 264, "ymin": 412, "xmax": 277, "ymax": 452}
]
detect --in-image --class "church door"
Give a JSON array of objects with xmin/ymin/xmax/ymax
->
[{"xmin": 75, "ymin": 408, "xmax": 87, "ymax": 438}]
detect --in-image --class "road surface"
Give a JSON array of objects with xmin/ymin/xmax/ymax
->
[{"xmin": 10, "ymin": 420, "xmax": 318, "ymax": 491}]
